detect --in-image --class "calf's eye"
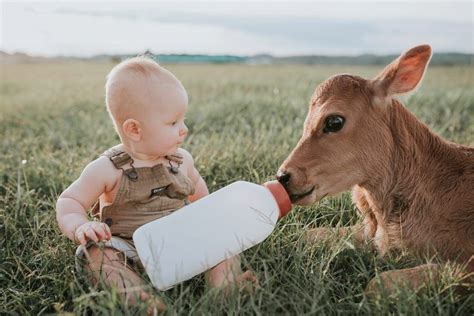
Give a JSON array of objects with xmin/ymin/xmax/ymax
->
[{"xmin": 323, "ymin": 115, "xmax": 345, "ymax": 133}]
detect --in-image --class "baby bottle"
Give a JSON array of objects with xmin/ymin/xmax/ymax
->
[{"xmin": 133, "ymin": 180, "xmax": 291, "ymax": 290}]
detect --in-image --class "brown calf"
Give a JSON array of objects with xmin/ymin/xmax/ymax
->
[{"xmin": 277, "ymin": 45, "xmax": 474, "ymax": 293}]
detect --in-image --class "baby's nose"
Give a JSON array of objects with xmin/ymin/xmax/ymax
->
[{"xmin": 180, "ymin": 124, "xmax": 188, "ymax": 136}]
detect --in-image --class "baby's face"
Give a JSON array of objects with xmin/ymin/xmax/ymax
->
[{"xmin": 135, "ymin": 76, "xmax": 189, "ymax": 157}]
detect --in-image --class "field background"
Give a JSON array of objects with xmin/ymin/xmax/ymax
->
[{"xmin": 1, "ymin": 62, "xmax": 473, "ymax": 315}]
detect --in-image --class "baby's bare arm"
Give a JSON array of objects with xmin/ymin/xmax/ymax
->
[
  {"xmin": 178, "ymin": 148, "xmax": 209, "ymax": 202},
  {"xmin": 189, "ymin": 175, "xmax": 209, "ymax": 202},
  {"xmin": 56, "ymin": 156, "xmax": 117, "ymax": 244}
]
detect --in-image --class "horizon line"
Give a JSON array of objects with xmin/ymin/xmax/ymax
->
[{"xmin": 2, "ymin": 49, "xmax": 474, "ymax": 60}]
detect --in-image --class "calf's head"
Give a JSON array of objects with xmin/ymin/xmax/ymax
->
[{"xmin": 277, "ymin": 45, "xmax": 432, "ymax": 205}]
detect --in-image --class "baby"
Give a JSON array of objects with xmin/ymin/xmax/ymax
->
[{"xmin": 56, "ymin": 57, "xmax": 256, "ymax": 311}]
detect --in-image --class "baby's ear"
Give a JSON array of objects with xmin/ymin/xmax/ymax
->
[
  {"xmin": 371, "ymin": 44, "xmax": 432, "ymax": 97},
  {"xmin": 122, "ymin": 119, "xmax": 141, "ymax": 141}
]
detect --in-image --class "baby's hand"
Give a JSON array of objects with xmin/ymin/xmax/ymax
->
[{"xmin": 74, "ymin": 221, "xmax": 111, "ymax": 245}]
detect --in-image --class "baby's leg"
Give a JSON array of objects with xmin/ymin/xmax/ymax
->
[
  {"xmin": 206, "ymin": 255, "xmax": 258, "ymax": 294},
  {"xmin": 83, "ymin": 246, "xmax": 164, "ymax": 310},
  {"xmin": 206, "ymin": 255, "xmax": 241, "ymax": 287}
]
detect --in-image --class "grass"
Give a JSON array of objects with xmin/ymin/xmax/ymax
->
[{"xmin": 1, "ymin": 61, "xmax": 473, "ymax": 315}]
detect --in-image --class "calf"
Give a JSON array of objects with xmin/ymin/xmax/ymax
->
[{"xmin": 277, "ymin": 45, "xmax": 474, "ymax": 293}]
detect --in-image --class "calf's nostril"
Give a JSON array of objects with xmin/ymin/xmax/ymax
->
[{"xmin": 276, "ymin": 171, "xmax": 291, "ymax": 187}]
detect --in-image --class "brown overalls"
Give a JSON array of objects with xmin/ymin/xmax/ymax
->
[{"xmin": 75, "ymin": 146, "xmax": 195, "ymax": 271}]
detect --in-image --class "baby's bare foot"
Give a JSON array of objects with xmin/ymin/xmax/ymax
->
[
  {"xmin": 215, "ymin": 270, "xmax": 259, "ymax": 296},
  {"xmin": 234, "ymin": 270, "xmax": 259, "ymax": 294},
  {"xmin": 139, "ymin": 291, "xmax": 166, "ymax": 315}
]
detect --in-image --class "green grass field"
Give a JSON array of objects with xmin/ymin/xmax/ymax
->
[{"xmin": 1, "ymin": 62, "xmax": 473, "ymax": 315}]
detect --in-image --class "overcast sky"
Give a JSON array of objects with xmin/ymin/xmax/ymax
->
[{"xmin": 1, "ymin": 0, "xmax": 472, "ymax": 57}]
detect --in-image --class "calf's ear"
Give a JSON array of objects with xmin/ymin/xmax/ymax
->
[{"xmin": 371, "ymin": 44, "xmax": 432, "ymax": 97}]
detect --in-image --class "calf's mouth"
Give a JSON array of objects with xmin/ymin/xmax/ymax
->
[{"xmin": 289, "ymin": 186, "xmax": 315, "ymax": 203}]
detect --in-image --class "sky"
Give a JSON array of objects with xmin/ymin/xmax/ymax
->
[{"xmin": 1, "ymin": 0, "xmax": 473, "ymax": 57}]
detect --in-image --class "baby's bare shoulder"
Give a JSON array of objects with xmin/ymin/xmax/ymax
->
[
  {"xmin": 177, "ymin": 148, "xmax": 194, "ymax": 164},
  {"xmin": 82, "ymin": 156, "xmax": 121, "ymax": 192},
  {"xmin": 176, "ymin": 148, "xmax": 196, "ymax": 175},
  {"xmin": 86, "ymin": 155, "xmax": 119, "ymax": 173}
]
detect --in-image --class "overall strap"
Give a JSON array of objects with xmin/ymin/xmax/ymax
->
[
  {"xmin": 165, "ymin": 153, "xmax": 183, "ymax": 165},
  {"xmin": 165, "ymin": 153, "xmax": 183, "ymax": 174},
  {"xmin": 101, "ymin": 147, "xmax": 185, "ymax": 179},
  {"xmin": 103, "ymin": 148, "xmax": 138, "ymax": 181}
]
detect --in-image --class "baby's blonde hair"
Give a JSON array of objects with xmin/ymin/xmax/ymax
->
[{"xmin": 105, "ymin": 56, "xmax": 181, "ymax": 138}]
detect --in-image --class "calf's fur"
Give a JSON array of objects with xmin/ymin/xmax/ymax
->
[{"xmin": 278, "ymin": 45, "xmax": 474, "ymax": 291}]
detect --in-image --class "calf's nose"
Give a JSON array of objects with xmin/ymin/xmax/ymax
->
[{"xmin": 276, "ymin": 170, "xmax": 291, "ymax": 188}]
